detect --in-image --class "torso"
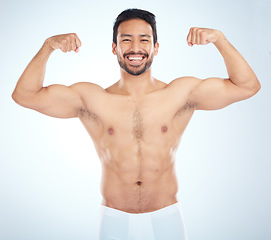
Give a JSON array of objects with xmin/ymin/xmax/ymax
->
[{"xmin": 77, "ymin": 77, "xmax": 197, "ymax": 213}]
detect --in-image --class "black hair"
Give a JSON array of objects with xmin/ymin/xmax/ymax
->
[{"xmin": 113, "ymin": 8, "xmax": 157, "ymax": 45}]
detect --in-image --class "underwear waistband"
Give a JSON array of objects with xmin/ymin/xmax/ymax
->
[{"xmin": 100, "ymin": 201, "xmax": 181, "ymax": 218}]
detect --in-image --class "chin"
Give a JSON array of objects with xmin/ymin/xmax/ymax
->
[{"xmin": 124, "ymin": 64, "xmax": 152, "ymax": 76}]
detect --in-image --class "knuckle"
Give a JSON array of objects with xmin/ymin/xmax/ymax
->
[
  {"xmin": 199, "ymin": 31, "xmax": 205, "ymax": 37},
  {"xmin": 69, "ymin": 33, "xmax": 76, "ymax": 40}
]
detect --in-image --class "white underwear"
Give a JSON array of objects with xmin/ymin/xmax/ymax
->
[{"xmin": 98, "ymin": 202, "xmax": 188, "ymax": 240}]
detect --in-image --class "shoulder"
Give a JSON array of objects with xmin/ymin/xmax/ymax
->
[
  {"xmin": 69, "ymin": 82, "xmax": 108, "ymax": 108},
  {"xmin": 71, "ymin": 82, "xmax": 104, "ymax": 91},
  {"xmin": 168, "ymin": 76, "xmax": 202, "ymax": 88},
  {"xmin": 167, "ymin": 76, "xmax": 202, "ymax": 96},
  {"xmin": 70, "ymin": 82, "xmax": 105, "ymax": 92},
  {"xmin": 164, "ymin": 77, "xmax": 203, "ymax": 109}
]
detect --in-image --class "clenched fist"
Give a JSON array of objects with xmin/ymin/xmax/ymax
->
[
  {"xmin": 45, "ymin": 33, "xmax": 82, "ymax": 53},
  {"xmin": 186, "ymin": 27, "xmax": 223, "ymax": 46}
]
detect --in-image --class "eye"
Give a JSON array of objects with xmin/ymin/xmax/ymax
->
[
  {"xmin": 141, "ymin": 39, "xmax": 149, "ymax": 42},
  {"xmin": 123, "ymin": 39, "xmax": 131, "ymax": 42}
]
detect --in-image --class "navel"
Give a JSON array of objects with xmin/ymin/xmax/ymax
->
[
  {"xmin": 136, "ymin": 181, "xmax": 142, "ymax": 186},
  {"xmin": 161, "ymin": 125, "xmax": 168, "ymax": 133},
  {"xmin": 108, "ymin": 127, "xmax": 114, "ymax": 135}
]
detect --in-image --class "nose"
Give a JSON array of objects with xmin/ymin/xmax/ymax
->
[{"xmin": 130, "ymin": 40, "xmax": 141, "ymax": 53}]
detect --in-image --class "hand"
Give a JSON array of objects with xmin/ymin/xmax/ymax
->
[
  {"xmin": 186, "ymin": 27, "xmax": 222, "ymax": 47},
  {"xmin": 45, "ymin": 33, "xmax": 82, "ymax": 53}
]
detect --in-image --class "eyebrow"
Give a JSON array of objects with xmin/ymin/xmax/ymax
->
[
  {"xmin": 140, "ymin": 34, "xmax": 151, "ymax": 38},
  {"xmin": 120, "ymin": 34, "xmax": 152, "ymax": 38}
]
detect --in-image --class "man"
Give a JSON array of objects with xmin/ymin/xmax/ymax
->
[{"xmin": 12, "ymin": 8, "xmax": 260, "ymax": 240}]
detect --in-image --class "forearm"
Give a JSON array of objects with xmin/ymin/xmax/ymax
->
[
  {"xmin": 12, "ymin": 39, "xmax": 54, "ymax": 99},
  {"xmin": 214, "ymin": 32, "xmax": 260, "ymax": 91}
]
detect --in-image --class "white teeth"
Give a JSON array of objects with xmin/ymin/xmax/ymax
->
[{"xmin": 127, "ymin": 56, "xmax": 143, "ymax": 61}]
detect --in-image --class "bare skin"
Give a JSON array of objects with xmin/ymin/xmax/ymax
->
[{"xmin": 12, "ymin": 19, "xmax": 261, "ymax": 213}]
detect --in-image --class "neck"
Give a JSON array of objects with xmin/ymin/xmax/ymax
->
[{"xmin": 117, "ymin": 68, "xmax": 156, "ymax": 96}]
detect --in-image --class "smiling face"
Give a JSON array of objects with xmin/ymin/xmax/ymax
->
[{"xmin": 112, "ymin": 18, "xmax": 159, "ymax": 76}]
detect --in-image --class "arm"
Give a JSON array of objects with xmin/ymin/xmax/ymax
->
[
  {"xmin": 12, "ymin": 33, "xmax": 85, "ymax": 118},
  {"xmin": 185, "ymin": 28, "xmax": 261, "ymax": 110}
]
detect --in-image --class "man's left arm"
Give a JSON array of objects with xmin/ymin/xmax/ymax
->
[{"xmin": 186, "ymin": 28, "xmax": 261, "ymax": 110}]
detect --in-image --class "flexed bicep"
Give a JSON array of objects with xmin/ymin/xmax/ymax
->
[
  {"xmin": 188, "ymin": 77, "xmax": 255, "ymax": 110},
  {"xmin": 14, "ymin": 83, "xmax": 86, "ymax": 118}
]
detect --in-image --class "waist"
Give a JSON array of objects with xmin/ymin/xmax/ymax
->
[
  {"xmin": 101, "ymin": 201, "xmax": 180, "ymax": 216},
  {"xmin": 101, "ymin": 170, "xmax": 178, "ymax": 212}
]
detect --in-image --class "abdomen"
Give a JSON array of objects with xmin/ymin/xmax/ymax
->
[{"xmin": 100, "ymin": 153, "xmax": 179, "ymax": 213}]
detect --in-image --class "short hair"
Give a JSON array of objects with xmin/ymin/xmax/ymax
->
[{"xmin": 113, "ymin": 8, "xmax": 157, "ymax": 45}]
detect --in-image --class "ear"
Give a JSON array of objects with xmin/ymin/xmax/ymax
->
[
  {"xmin": 112, "ymin": 42, "xmax": 117, "ymax": 55},
  {"xmin": 154, "ymin": 42, "xmax": 159, "ymax": 56}
]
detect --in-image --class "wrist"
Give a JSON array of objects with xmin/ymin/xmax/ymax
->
[
  {"xmin": 213, "ymin": 31, "xmax": 227, "ymax": 47},
  {"xmin": 42, "ymin": 38, "xmax": 55, "ymax": 54}
]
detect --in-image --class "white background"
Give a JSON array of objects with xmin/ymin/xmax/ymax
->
[{"xmin": 0, "ymin": 0, "xmax": 270, "ymax": 239}]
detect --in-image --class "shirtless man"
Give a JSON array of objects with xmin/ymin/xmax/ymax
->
[{"xmin": 12, "ymin": 8, "xmax": 260, "ymax": 240}]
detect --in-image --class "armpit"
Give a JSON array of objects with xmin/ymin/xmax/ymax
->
[
  {"xmin": 174, "ymin": 101, "xmax": 198, "ymax": 117},
  {"xmin": 78, "ymin": 106, "xmax": 99, "ymax": 121}
]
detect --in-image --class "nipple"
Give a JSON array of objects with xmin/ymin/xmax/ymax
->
[
  {"xmin": 161, "ymin": 126, "xmax": 168, "ymax": 133},
  {"xmin": 108, "ymin": 128, "xmax": 114, "ymax": 135}
]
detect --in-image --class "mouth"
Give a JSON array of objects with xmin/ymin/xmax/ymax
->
[{"xmin": 124, "ymin": 54, "xmax": 147, "ymax": 66}]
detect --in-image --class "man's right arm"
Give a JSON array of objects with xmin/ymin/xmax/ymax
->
[{"xmin": 12, "ymin": 33, "xmax": 85, "ymax": 118}]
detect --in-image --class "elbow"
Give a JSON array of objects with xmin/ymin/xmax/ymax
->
[
  {"xmin": 253, "ymin": 79, "xmax": 261, "ymax": 94},
  {"xmin": 257, "ymin": 79, "xmax": 261, "ymax": 91},
  {"xmin": 11, "ymin": 91, "xmax": 27, "ymax": 106},
  {"xmin": 12, "ymin": 91, "xmax": 22, "ymax": 105},
  {"xmin": 12, "ymin": 91, "xmax": 18, "ymax": 102},
  {"xmin": 248, "ymin": 78, "xmax": 261, "ymax": 97},
  {"xmin": 12, "ymin": 90, "xmax": 37, "ymax": 108}
]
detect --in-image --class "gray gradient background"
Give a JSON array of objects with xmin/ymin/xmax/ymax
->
[{"xmin": 0, "ymin": 0, "xmax": 270, "ymax": 239}]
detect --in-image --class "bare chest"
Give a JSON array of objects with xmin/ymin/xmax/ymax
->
[{"xmin": 79, "ymin": 91, "xmax": 195, "ymax": 144}]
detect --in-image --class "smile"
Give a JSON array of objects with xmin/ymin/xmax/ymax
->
[
  {"xmin": 125, "ymin": 55, "xmax": 146, "ymax": 65},
  {"xmin": 127, "ymin": 56, "xmax": 144, "ymax": 61}
]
